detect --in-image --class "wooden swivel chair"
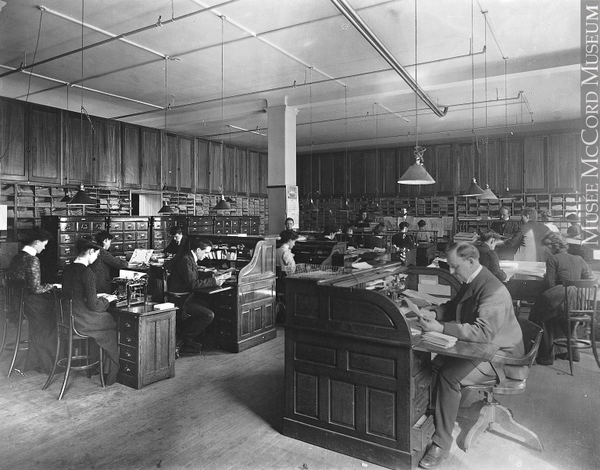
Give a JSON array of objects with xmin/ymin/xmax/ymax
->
[
  {"xmin": 554, "ymin": 279, "xmax": 600, "ymax": 376},
  {"xmin": 2, "ymin": 279, "xmax": 29, "ymax": 378},
  {"xmin": 163, "ymin": 270, "xmax": 192, "ymax": 358},
  {"xmin": 43, "ymin": 296, "xmax": 104, "ymax": 400},
  {"xmin": 464, "ymin": 318, "xmax": 544, "ymax": 452}
]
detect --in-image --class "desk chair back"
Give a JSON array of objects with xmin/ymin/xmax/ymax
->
[
  {"xmin": 557, "ymin": 279, "xmax": 600, "ymax": 375},
  {"xmin": 42, "ymin": 295, "xmax": 105, "ymax": 400},
  {"xmin": 2, "ymin": 279, "xmax": 28, "ymax": 378}
]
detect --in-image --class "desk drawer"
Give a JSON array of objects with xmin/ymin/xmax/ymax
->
[
  {"xmin": 412, "ymin": 367, "xmax": 431, "ymax": 399},
  {"xmin": 412, "ymin": 350, "xmax": 431, "ymax": 375},
  {"xmin": 59, "ymin": 245, "xmax": 75, "ymax": 257},
  {"xmin": 110, "ymin": 221, "xmax": 123, "ymax": 232},
  {"xmin": 120, "ymin": 344, "xmax": 137, "ymax": 362},
  {"xmin": 412, "ymin": 389, "xmax": 429, "ymax": 425},
  {"xmin": 136, "ymin": 221, "xmax": 149, "ymax": 231},
  {"xmin": 119, "ymin": 359, "xmax": 138, "ymax": 378},
  {"xmin": 136, "ymin": 231, "xmax": 148, "ymax": 241},
  {"xmin": 153, "ymin": 240, "xmax": 166, "ymax": 250},
  {"xmin": 59, "ymin": 222, "xmax": 76, "ymax": 232},
  {"xmin": 59, "ymin": 233, "xmax": 75, "ymax": 244},
  {"xmin": 411, "ymin": 415, "xmax": 435, "ymax": 452}
]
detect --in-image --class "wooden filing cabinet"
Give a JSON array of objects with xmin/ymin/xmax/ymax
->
[
  {"xmin": 110, "ymin": 303, "xmax": 176, "ymax": 390},
  {"xmin": 108, "ymin": 217, "xmax": 150, "ymax": 258},
  {"xmin": 151, "ymin": 215, "xmax": 188, "ymax": 250},
  {"xmin": 187, "ymin": 216, "xmax": 213, "ymax": 234}
]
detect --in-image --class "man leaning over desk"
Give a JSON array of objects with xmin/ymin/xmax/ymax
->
[
  {"xmin": 168, "ymin": 238, "xmax": 227, "ymax": 354},
  {"xmin": 417, "ymin": 242, "xmax": 526, "ymax": 469}
]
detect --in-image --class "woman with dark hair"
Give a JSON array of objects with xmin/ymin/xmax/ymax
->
[
  {"xmin": 529, "ymin": 231, "xmax": 595, "ymax": 365},
  {"xmin": 8, "ymin": 227, "xmax": 59, "ymax": 374},
  {"xmin": 392, "ymin": 222, "xmax": 413, "ymax": 249},
  {"xmin": 90, "ymin": 230, "xmax": 127, "ymax": 294},
  {"xmin": 276, "ymin": 230, "xmax": 299, "ymax": 275},
  {"xmin": 61, "ymin": 238, "xmax": 120, "ymax": 384}
]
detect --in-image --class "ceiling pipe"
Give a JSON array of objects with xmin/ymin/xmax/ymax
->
[
  {"xmin": 0, "ymin": 0, "xmax": 241, "ymax": 80},
  {"xmin": 330, "ymin": 0, "xmax": 448, "ymax": 118}
]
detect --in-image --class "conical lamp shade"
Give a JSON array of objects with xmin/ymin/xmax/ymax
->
[
  {"xmin": 478, "ymin": 184, "xmax": 498, "ymax": 200},
  {"xmin": 305, "ymin": 199, "xmax": 318, "ymax": 211},
  {"xmin": 214, "ymin": 196, "xmax": 231, "ymax": 210},
  {"xmin": 461, "ymin": 178, "xmax": 485, "ymax": 197},
  {"xmin": 60, "ymin": 189, "xmax": 71, "ymax": 203},
  {"xmin": 340, "ymin": 199, "xmax": 351, "ymax": 211},
  {"xmin": 158, "ymin": 202, "xmax": 174, "ymax": 214},
  {"xmin": 67, "ymin": 185, "xmax": 95, "ymax": 205},
  {"xmin": 398, "ymin": 163, "xmax": 435, "ymax": 185}
]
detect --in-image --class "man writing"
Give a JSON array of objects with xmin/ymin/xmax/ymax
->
[
  {"xmin": 417, "ymin": 242, "xmax": 526, "ymax": 469},
  {"xmin": 167, "ymin": 238, "xmax": 227, "ymax": 355}
]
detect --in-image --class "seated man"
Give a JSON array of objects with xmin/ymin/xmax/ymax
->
[
  {"xmin": 279, "ymin": 217, "xmax": 297, "ymax": 240},
  {"xmin": 497, "ymin": 207, "xmax": 550, "ymax": 262},
  {"xmin": 418, "ymin": 242, "xmax": 526, "ymax": 469},
  {"xmin": 391, "ymin": 222, "xmax": 413, "ymax": 249},
  {"xmin": 476, "ymin": 230, "xmax": 506, "ymax": 281},
  {"xmin": 167, "ymin": 238, "xmax": 226, "ymax": 354},
  {"xmin": 363, "ymin": 224, "xmax": 386, "ymax": 249},
  {"xmin": 164, "ymin": 226, "xmax": 188, "ymax": 257}
]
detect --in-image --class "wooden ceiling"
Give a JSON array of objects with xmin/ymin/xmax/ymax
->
[{"xmin": 0, "ymin": 0, "xmax": 580, "ymax": 153}]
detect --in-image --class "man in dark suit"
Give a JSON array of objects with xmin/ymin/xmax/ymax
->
[
  {"xmin": 499, "ymin": 207, "xmax": 550, "ymax": 262},
  {"xmin": 164, "ymin": 226, "xmax": 189, "ymax": 257},
  {"xmin": 476, "ymin": 230, "xmax": 506, "ymax": 281},
  {"xmin": 168, "ymin": 238, "xmax": 226, "ymax": 353},
  {"xmin": 418, "ymin": 242, "xmax": 526, "ymax": 469}
]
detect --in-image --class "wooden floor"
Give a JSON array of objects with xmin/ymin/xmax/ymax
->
[{"xmin": 0, "ymin": 325, "xmax": 599, "ymax": 470}]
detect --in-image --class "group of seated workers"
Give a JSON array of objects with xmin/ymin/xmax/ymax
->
[{"xmin": 8, "ymin": 227, "xmax": 120, "ymax": 384}]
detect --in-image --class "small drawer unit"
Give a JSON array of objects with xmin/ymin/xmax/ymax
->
[
  {"xmin": 108, "ymin": 216, "xmax": 151, "ymax": 257},
  {"xmin": 151, "ymin": 215, "xmax": 188, "ymax": 252}
]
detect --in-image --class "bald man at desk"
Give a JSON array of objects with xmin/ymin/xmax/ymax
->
[{"xmin": 417, "ymin": 242, "xmax": 525, "ymax": 469}]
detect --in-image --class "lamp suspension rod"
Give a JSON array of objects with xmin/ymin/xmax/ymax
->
[{"xmin": 330, "ymin": 0, "xmax": 448, "ymax": 117}]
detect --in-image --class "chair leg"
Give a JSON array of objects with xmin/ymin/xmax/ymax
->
[
  {"xmin": 58, "ymin": 337, "xmax": 74, "ymax": 400},
  {"xmin": 592, "ymin": 319, "xmax": 600, "ymax": 370},
  {"xmin": 0, "ymin": 316, "xmax": 8, "ymax": 356},
  {"xmin": 488, "ymin": 404, "xmax": 544, "ymax": 452},
  {"xmin": 99, "ymin": 348, "xmax": 105, "ymax": 388},
  {"xmin": 7, "ymin": 311, "xmax": 24, "ymax": 378},
  {"xmin": 464, "ymin": 401, "xmax": 494, "ymax": 451},
  {"xmin": 566, "ymin": 320, "xmax": 574, "ymax": 376},
  {"xmin": 42, "ymin": 335, "xmax": 62, "ymax": 390}
]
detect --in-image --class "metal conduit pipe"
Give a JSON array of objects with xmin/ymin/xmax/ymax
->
[
  {"xmin": 0, "ymin": 0, "xmax": 241, "ymax": 79},
  {"xmin": 330, "ymin": 0, "xmax": 448, "ymax": 118}
]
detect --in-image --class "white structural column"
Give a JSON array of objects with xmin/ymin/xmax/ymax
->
[{"xmin": 266, "ymin": 97, "xmax": 299, "ymax": 235}]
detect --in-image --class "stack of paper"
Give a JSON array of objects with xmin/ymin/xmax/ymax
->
[
  {"xmin": 453, "ymin": 232, "xmax": 478, "ymax": 242},
  {"xmin": 422, "ymin": 331, "xmax": 458, "ymax": 348}
]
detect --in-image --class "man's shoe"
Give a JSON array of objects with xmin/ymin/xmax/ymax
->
[
  {"xmin": 184, "ymin": 339, "xmax": 203, "ymax": 351},
  {"xmin": 419, "ymin": 444, "xmax": 448, "ymax": 469},
  {"xmin": 536, "ymin": 356, "xmax": 553, "ymax": 366}
]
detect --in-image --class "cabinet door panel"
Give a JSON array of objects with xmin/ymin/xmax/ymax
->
[
  {"xmin": 179, "ymin": 136, "xmax": 193, "ymax": 192},
  {"xmin": 0, "ymin": 97, "xmax": 26, "ymax": 179},
  {"xmin": 259, "ymin": 152, "xmax": 268, "ymax": 196},
  {"xmin": 28, "ymin": 105, "xmax": 60, "ymax": 183},
  {"xmin": 141, "ymin": 128, "xmax": 161, "ymax": 190},
  {"xmin": 64, "ymin": 111, "xmax": 93, "ymax": 184},
  {"xmin": 311, "ymin": 154, "xmax": 321, "ymax": 197},
  {"xmin": 122, "ymin": 124, "xmax": 141, "ymax": 188},
  {"xmin": 457, "ymin": 143, "xmax": 476, "ymax": 194},
  {"xmin": 164, "ymin": 134, "xmax": 178, "ymax": 190},
  {"xmin": 223, "ymin": 145, "xmax": 236, "ymax": 193},
  {"xmin": 499, "ymin": 139, "xmax": 523, "ymax": 194},
  {"xmin": 524, "ymin": 136, "xmax": 547, "ymax": 193},
  {"xmin": 479, "ymin": 140, "xmax": 500, "ymax": 194},
  {"xmin": 549, "ymin": 134, "xmax": 579, "ymax": 193},
  {"xmin": 379, "ymin": 148, "xmax": 397, "ymax": 196},
  {"xmin": 332, "ymin": 151, "xmax": 346, "ymax": 196},
  {"xmin": 434, "ymin": 144, "xmax": 455, "ymax": 195},
  {"xmin": 320, "ymin": 153, "xmax": 334, "ymax": 196},
  {"xmin": 248, "ymin": 150, "xmax": 260, "ymax": 195},
  {"xmin": 348, "ymin": 151, "xmax": 365, "ymax": 196},
  {"xmin": 296, "ymin": 155, "xmax": 311, "ymax": 197},
  {"xmin": 364, "ymin": 149, "xmax": 378, "ymax": 196},
  {"xmin": 418, "ymin": 145, "xmax": 437, "ymax": 196},
  {"xmin": 209, "ymin": 141, "xmax": 223, "ymax": 193},
  {"xmin": 236, "ymin": 147, "xmax": 248, "ymax": 195},
  {"xmin": 94, "ymin": 118, "xmax": 120, "ymax": 187},
  {"xmin": 195, "ymin": 139, "xmax": 209, "ymax": 192}
]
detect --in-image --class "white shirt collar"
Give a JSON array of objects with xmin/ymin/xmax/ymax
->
[
  {"xmin": 466, "ymin": 265, "xmax": 483, "ymax": 284},
  {"xmin": 191, "ymin": 250, "xmax": 198, "ymax": 263},
  {"xmin": 22, "ymin": 245, "xmax": 37, "ymax": 256}
]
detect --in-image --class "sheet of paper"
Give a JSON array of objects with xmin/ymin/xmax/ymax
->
[
  {"xmin": 404, "ymin": 297, "xmax": 424, "ymax": 318},
  {"xmin": 352, "ymin": 261, "xmax": 373, "ymax": 270}
]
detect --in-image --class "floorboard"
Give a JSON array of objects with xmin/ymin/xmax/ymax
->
[{"xmin": 0, "ymin": 325, "xmax": 598, "ymax": 470}]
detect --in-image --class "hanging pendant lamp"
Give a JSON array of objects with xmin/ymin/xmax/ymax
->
[
  {"xmin": 158, "ymin": 201, "xmax": 174, "ymax": 214},
  {"xmin": 340, "ymin": 198, "xmax": 351, "ymax": 211},
  {"xmin": 67, "ymin": 184, "xmax": 95, "ymax": 205},
  {"xmin": 305, "ymin": 196, "xmax": 318, "ymax": 212},
  {"xmin": 60, "ymin": 188, "xmax": 71, "ymax": 203},
  {"xmin": 461, "ymin": 177, "xmax": 485, "ymax": 197},
  {"xmin": 214, "ymin": 194, "xmax": 231, "ymax": 211},
  {"xmin": 478, "ymin": 184, "xmax": 498, "ymax": 200}
]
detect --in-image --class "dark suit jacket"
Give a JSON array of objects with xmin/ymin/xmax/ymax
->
[
  {"xmin": 167, "ymin": 252, "xmax": 217, "ymax": 293},
  {"xmin": 476, "ymin": 244, "xmax": 506, "ymax": 282},
  {"xmin": 90, "ymin": 248, "xmax": 128, "ymax": 293},
  {"xmin": 164, "ymin": 236, "xmax": 189, "ymax": 256},
  {"xmin": 490, "ymin": 220, "xmax": 520, "ymax": 238},
  {"xmin": 363, "ymin": 235, "xmax": 386, "ymax": 249},
  {"xmin": 504, "ymin": 221, "xmax": 550, "ymax": 262},
  {"xmin": 435, "ymin": 266, "xmax": 526, "ymax": 379}
]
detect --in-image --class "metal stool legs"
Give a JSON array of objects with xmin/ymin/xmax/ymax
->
[{"xmin": 6, "ymin": 287, "xmax": 27, "ymax": 378}]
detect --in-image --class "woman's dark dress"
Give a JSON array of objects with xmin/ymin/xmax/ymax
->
[
  {"xmin": 8, "ymin": 251, "xmax": 57, "ymax": 374},
  {"xmin": 62, "ymin": 263, "xmax": 119, "ymax": 384}
]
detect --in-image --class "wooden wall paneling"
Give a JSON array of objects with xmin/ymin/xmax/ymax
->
[
  {"xmin": 479, "ymin": 139, "xmax": 500, "ymax": 194},
  {"xmin": 195, "ymin": 139, "xmax": 210, "ymax": 192},
  {"xmin": 223, "ymin": 145, "xmax": 236, "ymax": 193},
  {"xmin": 499, "ymin": 138, "xmax": 523, "ymax": 194},
  {"xmin": 259, "ymin": 152, "xmax": 268, "ymax": 196},
  {"xmin": 163, "ymin": 133, "xmax": 178, "ymax": 190},
  {"xmin": 311, "ymin": 154, "xmax": 321, "ymax": 197},
  {"xmin": 93, "ymin": 118, "xmax": 121, "ymax": 187},
  {"xmin": 397, "ymin": 147, "xmax": 419, "ymax": 197},
  {"xmin": 63, "ymin": 111, "xmax": 93, "ymax": 184},
  {"xmin": 523, "ymin": 136, "xmax": 547, "ymax": 193},
  {"xmin": 549, "ymin": 134, "xmax": 579, "ymax": 193},
  {"xmin": 434, "ymin": 144, "xmax": 455, "ymax": 195},
  {"xmin": 320, "ymin": 153, "xmax": 334, "ymax": 196},
  {"xmin": 456, "ymin": 143, "xmax": 477, "ymax": 194},
  {"xmin": 379, "ymin": 148, "xmax": 397, "ymax": 196},
  {"xmin": 418, "ymin": 145, "xmax": 437, "ymax": 196},
  {"xmin": 248, "ymin": 150, "xmax": 260, "ymax": 196},
  {"xmin": 141, "ymin": 128, "xmax": 161, "ymax": 190},
  {"xmin": 347, "ymin": 150, "xmax": 365, "ymax": 196},
  {"xmin": 332, "ymin": 151, "xmax": 346, "ymax": 197},
  {"xmin": 364, "ymin": 149, "xmax": 378, "ymax": 196},
  {"xmin": 179, "ymin": 136, "xmax": 193, "ymax": 192},
  {"xmin": 122, "ymin": 123, "xmax": 141, "ymax": 188},
  {"xmin": 236, "ymin": 147, "xmax": 248, "ymax": 195},
  {"xmin": 0, "ymin": 97, "xmax": 26, "ymax": 180},
  {"xmin": 296, "ymin": 155, "xmax": 312, "ymax": 197},
  {"xmin": 209, "ymin": 141, "xmax": 224, "ymax": 193},
  {"xmin": 27, "ymin": 104, "xmax": 61, "ymax": 183}
]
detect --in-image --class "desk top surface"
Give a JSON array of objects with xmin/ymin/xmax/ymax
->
[
  {"xmin": 412, "ymin": 336, "xmax": 499, "ymax": 361},
  {"xmin": 109, "ymin": 302, "xmax": 177, "ymax": 316}
]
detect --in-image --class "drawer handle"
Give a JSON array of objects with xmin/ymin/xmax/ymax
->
[
  {"xmin": 124, "ymin": 350, "xmax": 132, "ymax": 359},
  {"xmin": 124, "ymin": 365, "xmax": 132, "ymax": 372},
  {"xmin": 125, "ymin": 322, "xmax": 132, "ymax": 328},
  {"xmin": 125, "ymin": 336, "xmax": 133, "ymax": 344}
]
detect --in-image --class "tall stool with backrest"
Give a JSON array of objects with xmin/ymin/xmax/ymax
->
[
  {"xmin": 554, "ymin": 279, "xmax": 600, "ymax": 376},
  {"xmin": 163, "ymin": 269, "xmax": 191, "ymax": 358},
  {"xmin": 2, "ymin": 278, "xmax": 29, "ymax": 378},
  {"xmin": 463, "ymin": 318, "xmax": 544, "ymax": 452},
  {"xmin": 43, "ymin": 295, "xmax": 104, "ymax": 400}
]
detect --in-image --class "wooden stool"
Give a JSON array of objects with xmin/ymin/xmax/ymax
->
[
  {"xmin": 43, "ymin": 297, "xmax": 104, "ymax": 400},
  {"xmin": 2, "ymin": 279, "xmax": 29, "ymax": 378}
]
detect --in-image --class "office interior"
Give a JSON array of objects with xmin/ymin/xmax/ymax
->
[{"xmin": 0, "ymin": 1, "xmax": 598, "ymax": 470}]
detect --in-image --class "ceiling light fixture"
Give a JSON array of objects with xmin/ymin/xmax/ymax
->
[
  {"xmin": 399, "ymin": 0, "xmax": 435, "ymax": 186},
  {"xmin": 158, "ymin": 201, "xmax": 174, "ymax": 214}
]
